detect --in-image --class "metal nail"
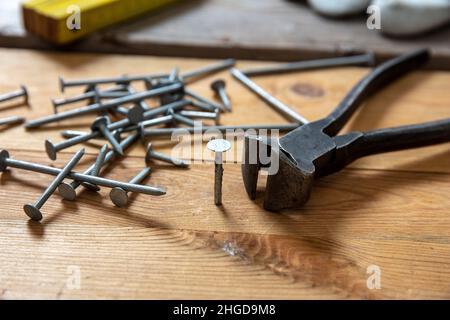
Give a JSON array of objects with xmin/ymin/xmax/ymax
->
[
  {"xmin": 185, "ymin": 89, "xmax": 225, "ymax": 112},
  {"xmin": 59, "ymin": 73, "xmax": 168, "ymax": 92},
  {"xmin": 0, "ymin": 149, "xmax": 165, "ymax": 196},
  {"xmin": 179, "ymin": 110, "xmax": 219, "ymax": 121},
  {"xmin": 58, "ymin": 144, "xmax": 109, "ymax": 200},
  {"xmin": 181, "ymin": 59, "xmax": 236, "ymax": 83},
  {"xmin": 0, "ymin": 116, "xmax": 25, "ymax": 127},
  {"xmin": 207, "ymin": 139, "xmax": 231, "ymax": 205},
  {"xmin": 230, "ymin": 68, "xmax": 309, "ymax": 124},
  {"xmin": 26, "ymin": 82, "xmax": 184, "ymax": 128},
  {"xmin": 138, "ymin": 115, "xmax": 174, "ymax": 129},
  {"xmin": 126, "ymin": 85, "xmax": 151, "ymax": 124},
  {"xmin": 145, "ymin": 143, "xmax": 189, "ymax": 168},
  {"xmin": 168, "ymin": 109, "xmax": 196, "ymax": 127},
  {"xmin": 0, "ymin": 85, "xmax": 28, "ymax": 104},
  {"xmin": 91, "ymin": 116, "xmax": 124, "ymax": 156},
  {"xmin": 23, "ymin": 148, "xmax": 85, "ymax": 221},
  {"xmin": 211, "ymin": 80, "xmax": 231, "ymax": 112},
  {"xmin": 140, "ymin": 123, "xmax": 301, "ymax": 137},
  {"xmin": 240, "ymin": 53, "xmax": 375, "ymax": 77},
  {"xmin": 189, "ymin": 100, "xmax": 218, "ymax": 112},
  {"xmin": 48, "ymin": 100, "xmax": 191, "ymax": 160},
  {"xmin": 58, "ymin": 132, "xmax": 140, "ymax": 199},
  {"xmin": 52, "ymin": 88, "xmax": 129, "ymax": 113},
  {"xmin": 110, "ymin": 167, "xmax": 152, "ymax": 207}
]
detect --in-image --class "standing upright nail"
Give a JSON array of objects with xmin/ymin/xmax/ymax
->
[
  {"xmin": 91, "ymin": 116, "xmax": 124, "ymax": 155},
  {"xmin": 23, "ymin": 148, "xmax": 85, "ymax": 221},
  {"xmin": 207, "ymin": 139, "xmax": 231, "ymax": 206},
  {"xmin": 145, "ymin": 143, "xmax": 189, "ymax": 168},
  {"xmin": 0, "ymin": 85, "xmax": 28, "ymax": 104},
  {"xmin": 110, "ymin": 167, "xmax": 152, "ymax": 207},
  {"xmin": 211, "ymin": 80, "xmax": 231, "ymax": 112}
]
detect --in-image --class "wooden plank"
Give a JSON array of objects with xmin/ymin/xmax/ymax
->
[
  {"xmin": 0, "ymin": 48, "xmax": 450, "ymax": 299},
  {"xmin": 0, "ymin": 0, "xmax": 449, "ymax": 69}
]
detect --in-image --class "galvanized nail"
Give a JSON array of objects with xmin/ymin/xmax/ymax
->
[
  {"xmin": 0, "ymin": 116, "xmax": 25, "ymax": 127},
  {"xmin": 0, "ymin": 85, "xmax": 28, "ymax": 105},
  {"xmin": 110, "ymin": 167, "xmax": 152, "ymax": 207},
  {"xmin": 207, "ymin": 139, "xmax": 231, "ymax": 205},
  {"xmin": 26, "ymin": 82, "xmax": 184, "ymax": 128},
  {"xmin": 0, "ymin": 148, "xmax": 165, "ymax": 197},
  {"xmin": 91, "ymin": 116, "xmax": 124, "ymax": 156},
  {"xmin": 145, "ymin": 143, "xmax": 189, "ymax": 168},
  {"xmin": 211, "ymin": 80, "xmax": 231, "ymax": 112},
  {"xmin": 240, "ymin": 53, "xmax": 376, "ymax": 77},
  {"xmin": 23, "ymin": 148, "xmax": 85, "ymax": 221},
  {"xmin": 230, "ymin": 68, "xmax": 309, "ymax": 124}
]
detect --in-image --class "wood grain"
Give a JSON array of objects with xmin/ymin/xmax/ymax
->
[
  {"xmin": 0, "ymin": 0, "xmax": 449, "ymax": 69},
  {"xmin": 0, "ymin": 48, "xmax": 449, "ymax": 299}
]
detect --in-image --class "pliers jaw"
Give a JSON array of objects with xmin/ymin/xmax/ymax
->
[{"xmin": 241, "ymin": 134, "xmax": 315, "ymax": 211}]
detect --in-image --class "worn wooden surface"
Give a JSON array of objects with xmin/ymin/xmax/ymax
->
[
  {"xmin": 0, "ymin": 0, "xmax": 449, "ymax": 69},
  {"xmin": 0, "ymin": 48, "xmax": 450, "ymax": 299}
]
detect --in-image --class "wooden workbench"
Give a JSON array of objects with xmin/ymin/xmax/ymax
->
[{"xmin": 0, "ymin": 48, "xmax": 449, "ymax": 299}]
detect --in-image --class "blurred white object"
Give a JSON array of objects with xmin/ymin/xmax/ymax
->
[
  {"xmin": 373, "ymin": 0, "xmax": 450, "ymax": 36},
  {"xmin": 308, "ymin": 0, "xmax": 371, "ymax": 16}
]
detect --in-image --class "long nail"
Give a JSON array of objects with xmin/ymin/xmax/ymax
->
[
  {"xmin": 207, "ymin": 139, "xmax": 231, "ymax": 206},
  {"xmin": 0, "ymin": 149, "xmax": 165, "ymax": 196},
  {"xmin": 58, "ymin": 132, "xmax": 140, "ymax": 199},
  {"xmin": 185, "ymin": 89, "xmax": 225, "ymax": 112},
  {"xmin": 181, "ymin": 59, "xmax": 235, "ymax": 83},
  {"xmin": 211, "ymin": 80, "xmax": 231, "ymax": 112},
  {"xmin": 91, "ymin": 117, "xmax": 123, "ymax": 156},
  {"xmin": 240, "ymin": 53, "xmax": 375, "ymax": 77},
  {"xmin": 0, "ymin": 86, "xmax": 28, "ymax": 104},
  {"xmin": 145, "ymin": 143, "xmax": 189, "ymax": 168},
  {"xmin": 59, "ymin": 73, "xmax": 168, "ymax": 92},
  {"xmin": 26, "ymin": 83, "xmax": 183, "ymax": 128},
  {"xmin": 23, "ymin": 148, "xmax": 85, "ymax": 221},
  {"xmin": 230, "ymin": 68, "xmax": 309, "ymax": 124},
  {"xmin": 110, "ymin": 167, "xmax": 152, "ymax": 207},
  {"xmin": 0, "ymin": 116, "xmax": 25, "ymax": 127}
]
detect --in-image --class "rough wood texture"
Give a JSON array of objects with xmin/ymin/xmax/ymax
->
[
  {"xmin": 0, "ymin": 48, "xmax": 450, "ymax": 299},
  {"xmin": 0, "ymin": 0, "xmax": 449, "ymax": 69}
]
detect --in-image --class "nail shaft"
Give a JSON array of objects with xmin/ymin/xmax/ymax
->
[
  {"xmin": 59, "ymin": 73, "xmax": 168, "ymax": 91},
  {"xmin": 47, "ymin": 100, "xmax": 190, "ymax": 159},
  {"xmin": 68, "ymin": 132, "xmax": 140, "ymax": 193},
  {"xmin": 181, "ymin": 59, "xmax": 236, "ymax": 83},
  {"xmin": 26, "ymin": 82, "xmax": 183, "ymax": 128},
  {"xmin": 0, "ymin": 116, "xmax": 25, "ymax": 126},
  {"xmin": 1, "ymin": 150, "xmax": 165, "ymax": 196},
  {"xmin": 110, "ymin": 167, "xmax": 152, "ymax": 207},
  {"xmin": 0, "ymin": 86, "xmax": 28, "ymax": 104},
  {"xmin": 241, "ymin": 53, "xmax": 375, "ymax": 77},
  {"xmin": 230, "ymin": 68, "xmax": 309, "ymax": 124},
  {"xmin": 185, "ymin": 89, "xmax": 224, "ymax": 112},
  {"xmin": 179, "ymin": 110, "xmax": 218, "ymax": 120},
  {"xmin": 23, "ymin": 148, "xmax": 85, "ymax": 221}
]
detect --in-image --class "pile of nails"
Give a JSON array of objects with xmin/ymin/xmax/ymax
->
[{"xmin": 0, "ymin": 54, "xmax": 375, "ymax": 221}]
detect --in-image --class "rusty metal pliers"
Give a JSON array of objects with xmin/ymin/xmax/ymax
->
[{"xmin": 242, "ymin": 49, "xmax": 450, "ymax": 211}]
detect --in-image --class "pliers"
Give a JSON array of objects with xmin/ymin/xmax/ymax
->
[{"xmin": 242, "ymin": 49, "xmax": 450, "ymax": 211}]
